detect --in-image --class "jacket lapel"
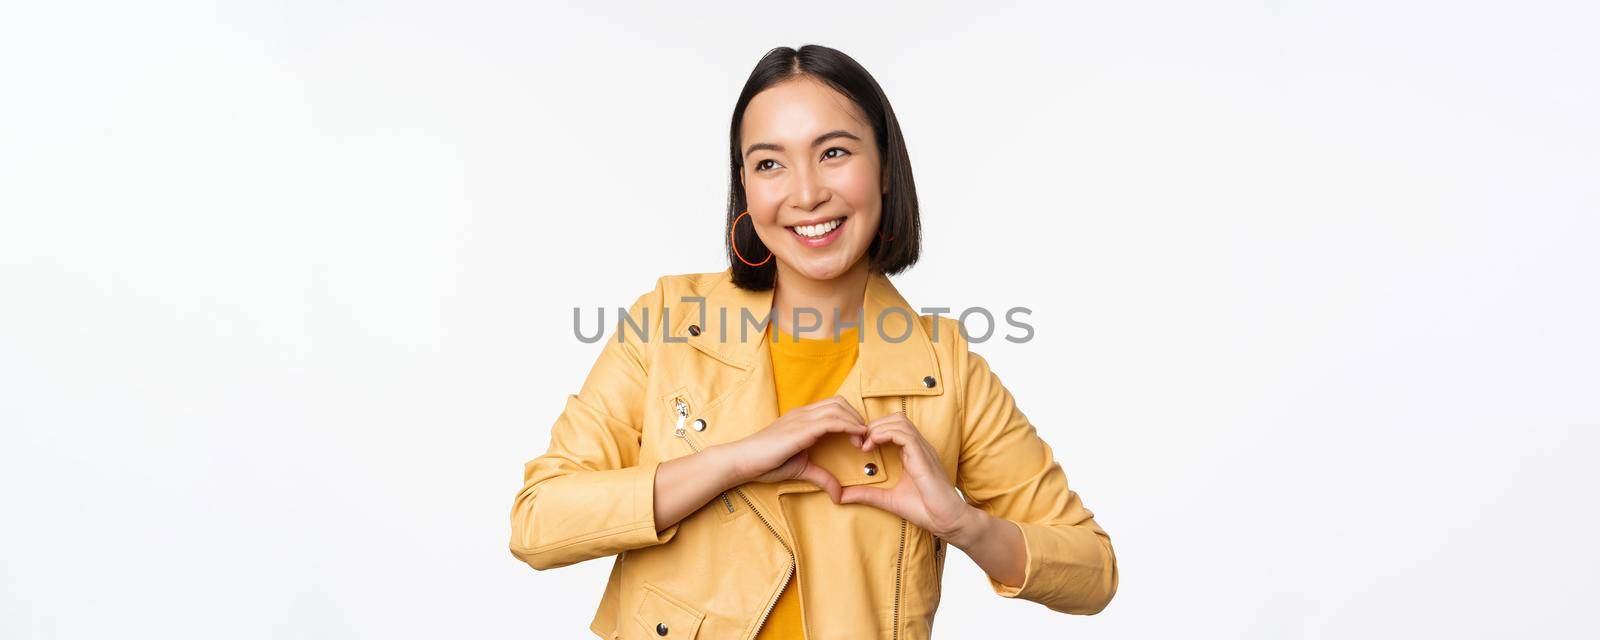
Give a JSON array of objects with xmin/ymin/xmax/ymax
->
[
  {"xmin": 675, "ymin": 270, "xmax": 945, "ymax": 390},
  {"xmin": 670, "ymin": 269, "xmax": 947, "ymax": 496}
]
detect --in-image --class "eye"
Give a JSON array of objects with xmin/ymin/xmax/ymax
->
[
  {"xmin": 823, "ymin": 147, "xmax": 851, "ymax": 160},
  {"xmin": 754, "ymin": 158, "xmax": 781, "ymax": 173}
]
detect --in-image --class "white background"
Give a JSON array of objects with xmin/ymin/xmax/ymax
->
[{"xmin": 2, "ymin": 1, "xmax": 1597, "ymax": 638}]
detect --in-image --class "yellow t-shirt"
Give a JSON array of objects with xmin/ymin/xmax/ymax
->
[{"xmin": 754, "ymin": 322, "xmax": 861, "ymax": 640}]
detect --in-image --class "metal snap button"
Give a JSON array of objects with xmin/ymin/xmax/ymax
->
[
  {"xmin": 692, "ymin": 418, "xmax": 706, "ymax": 432},
  {"xmin": 923, "ymin": 376, "xmax": 936, "ymax": 388},
  {"xmin": 656, "ymin": 622, "xmax": 668, "ymax": 636},
  {"xmin": 863, "ymin": 462, "xmax": 878, "ymax": 476},
  {"xmin": 688, "ymin": 324, "xmax": 701, "ymax": 337}
]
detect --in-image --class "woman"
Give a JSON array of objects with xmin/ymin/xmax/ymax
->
[{"xmin": 509, "ymin": 44, "xmax": 1117, "ymax": 639}]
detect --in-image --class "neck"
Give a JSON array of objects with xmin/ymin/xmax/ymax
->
[{"xmin": 771, "ymin": 260, "xmax": 871, "ymax": 339}]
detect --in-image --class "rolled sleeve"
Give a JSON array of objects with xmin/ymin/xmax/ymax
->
[
  {"xmin": 956, "ymin": 332, "xmax": 1119, "ymax": 614},
  {"xmin": 509, "ymin": 281, "xmax": 686, "ymax": 571},
  {"xmin": 987, "ymin": 519, "xmax": 1116, "ymax": 614}
]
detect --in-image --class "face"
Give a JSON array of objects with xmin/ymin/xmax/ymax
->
[{"xmin": 739, "ymin": 76, "xmax": 887, "ymax": 284}]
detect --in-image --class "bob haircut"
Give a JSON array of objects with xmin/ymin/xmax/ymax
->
[{"xmin": 726, "ymin": 44, "xmax": 922, "ymax": 291}]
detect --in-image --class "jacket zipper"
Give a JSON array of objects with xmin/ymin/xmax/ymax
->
[
  {"xmin": 923, "ymin": 391, "xmax": 946, "ymax": 582},
  {"xmin": 674, "ymin": 398, "xmax": 797, "ymax": 639},
  {"xmin": 891, "ymin": 395, "xmax": 908, "ymax": 640}
]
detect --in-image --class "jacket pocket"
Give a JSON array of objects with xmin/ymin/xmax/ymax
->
[{"xmin": 633, "ymin": 581, "xmax": 704, "ymax": 639}]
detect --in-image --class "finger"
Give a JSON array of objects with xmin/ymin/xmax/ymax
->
[
  {"xmin": 867, "ymin": 413, "xmax": 910, "ymax": 429},
  {"xmin": 863, "ymin": 424, "xmax": 910, "ymax": 453},
  {"xmin": 875, "ymin": 424, "xmax": 950, "ymax": 483},
  {"xmin": 795, "ymin": 462, "xmax": 843, "ymax": 504},
  {"xmin": 839, "ymin": 484, "xmax": 892, "ymax": 511},
  {"xmin": 828, "ymin": 395, "xmax": 868, "ymax": 425},
  {"xmin": 770, "ymin": 451, "xmax": 807, "ymax": 483},
  {"xmin": 812, "ymin": 403, "xmax": 868, "ymax": 430},
  {"xmin": 861, "ymin": 421, "xmax": 911, "ymax": 452},
  {"xmin": 809, "ymin": 395, "xmax": 866, "ymax": 425},
  {"xmin": 861, "ymin": 423, "xmax": 878, "ymax": 451},
  {"xmin": 862, "ymin": 425, "xmax": 933, "ymax": 473},
  {"xmin": 872, "ymin": 419, "xmax": 938, "ymax": 460},
  {"xmin": 810, "ymin": 417, "xmax": 869, "ymax": 439}
]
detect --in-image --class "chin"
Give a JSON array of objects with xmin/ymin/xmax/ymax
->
[{"xmin": 787, "ymin": 251, "xmax": 865, "ymax": 282}]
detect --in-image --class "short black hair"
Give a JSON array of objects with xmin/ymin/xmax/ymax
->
[{"xmin": 726, "ymin": 44, "xmax": 921, "ymax": 291}]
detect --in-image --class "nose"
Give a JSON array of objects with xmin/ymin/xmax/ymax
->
[{"xmin": 790, "ymin": 163, "xmax": 830, "ymax": 213}]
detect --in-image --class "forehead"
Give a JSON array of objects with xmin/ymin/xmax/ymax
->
[{"xmin": 741, "ymin": 77, "xmax": 870, "ymax": 145}]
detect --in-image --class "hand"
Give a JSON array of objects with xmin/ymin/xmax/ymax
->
[
  {"xmin": 841, "ymin": 413, "xmax": 977, "ymax": 543},
  {"xmin": 724, "ymin": 396, "xmax": 870, "ymax": 504}
]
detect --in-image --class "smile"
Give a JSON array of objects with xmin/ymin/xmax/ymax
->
[{"xmin": 787, "ymin": 216, "xmax": 846, "ymax": 248}]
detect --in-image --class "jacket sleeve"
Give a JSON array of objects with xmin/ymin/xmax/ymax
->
[
  {"xmin": 509, "ymin": 279, "xmax": 682, "ymax": 570},
  {"xmin": 953, "ymin": 339, "xmax": 1119, "ymax": 614}
]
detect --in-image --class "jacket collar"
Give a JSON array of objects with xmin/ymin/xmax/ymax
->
[{"xmin": 672, "ymin": 269, "xmax": 944, "ymax": 398}]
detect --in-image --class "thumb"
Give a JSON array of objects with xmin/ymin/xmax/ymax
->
[
  {"xmin": 755, "ymin": 450, "xmax": 807, "ymax": 484},
  {"xmin": 794, "ymin": 462, "xmax": 843, "ymax": 504},
  {"xmin": 839, "ymin": 485, "xmax": 892, "ymax": 511}
]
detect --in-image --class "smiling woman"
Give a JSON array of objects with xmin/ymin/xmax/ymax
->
[
  {"xmin": 726, "ymin": 52, "xmax": 920, "ymax": 292},
  {"xmin": 510, "ymin": 44, "xmax": 1118, "ymax": 640}
]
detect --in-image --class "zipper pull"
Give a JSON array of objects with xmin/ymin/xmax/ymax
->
[{"xmin": 673, "ymin": 398, "xmax": 689, "ymax": 437}]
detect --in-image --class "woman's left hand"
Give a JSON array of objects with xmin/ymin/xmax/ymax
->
[{"xmin": 841, "ymin": 413, "xmax": 976, "ymax": 543}]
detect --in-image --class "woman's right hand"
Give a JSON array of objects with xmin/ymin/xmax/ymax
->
[{"xmin": 722, "ymin": 396, "xmax": 869, "ymax": 504}]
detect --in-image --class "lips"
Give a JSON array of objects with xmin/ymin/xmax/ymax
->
[
  {"xmin": 786, "ymin": 216, "xmax": 847, "ymax": 248},
  {"xmin": 790, "ymin": 217, "xmax": 843, "ymax": 238}
]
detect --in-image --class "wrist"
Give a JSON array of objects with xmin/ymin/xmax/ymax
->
[
  {"xmin": 704, "ymin": 443, "xmax": 749, "ymax": 488},
  {"xmin": 944, "ymin": 505, "xmax": 994, "ymax": 550}
]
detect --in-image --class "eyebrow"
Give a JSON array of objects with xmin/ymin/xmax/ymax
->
[{"xmin": 744, "ymin": 130, "xmax": 862, "ymax": 159}]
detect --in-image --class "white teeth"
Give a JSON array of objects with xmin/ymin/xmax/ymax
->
[{"xmin": 793, "ymin": 218, "xmax": 842, "ymax": 238}]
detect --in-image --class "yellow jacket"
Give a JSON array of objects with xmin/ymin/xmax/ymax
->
[{"xmin": 509, "ymin": 269, "xmax": 1118, "ymax": 639}]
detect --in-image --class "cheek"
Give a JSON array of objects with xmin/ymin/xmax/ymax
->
[
  {"xmin": 747, "ymin": 208, "xmax": 787, "ymax": 250},
  {"xmin": 743, "ymin": 183, "xmax": 783, "ymax": 228},
  {"xmin": 834, "ymin": 168, "xmax": 880, "ymax": 209},
  {"xmin": 837, "ymin": 172, "xmax": 882, "ymax": 233}
]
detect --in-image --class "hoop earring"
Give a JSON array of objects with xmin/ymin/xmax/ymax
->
[{"xmin": 731, "ymin": 210, "xmax": 772, "ymax": 267}]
